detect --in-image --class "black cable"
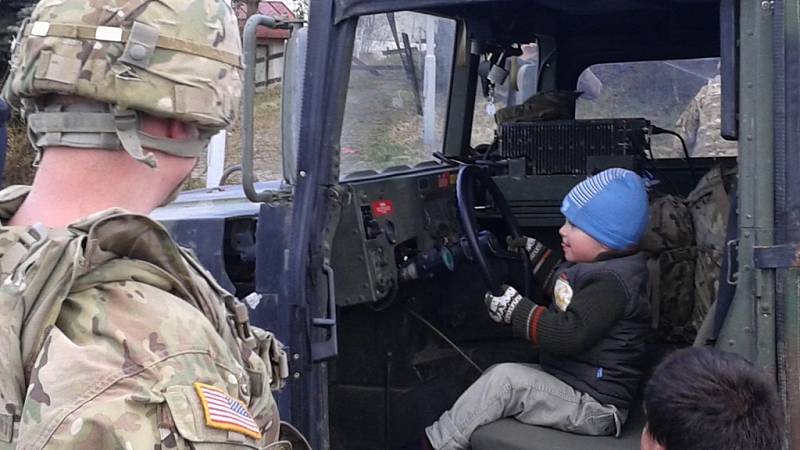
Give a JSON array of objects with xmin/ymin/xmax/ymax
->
[
  {"xmin": 651, "ymin": 125, "xmax": 697, "ymax": 179},
  {"xmin": 636, "ymin": 137, "xmax": 680, "ymax": 196},
  {"xmin": 404, "ymin": 307, "xmax": 484, "ymax": 375},
  {"xmin": 641, "ymin": 157, "xmax": 680, "ymax": 196}
]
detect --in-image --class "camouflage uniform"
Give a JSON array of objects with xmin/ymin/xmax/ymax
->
[
  {"xmin": 673, "ymin": 75, "xmax": 738, "ymax": 157},
  {"xmin": 0, "ymin": 186, "xmax": 289, "ymax": 449},
  {"xmin": 0, "ymin": 0, "xmax": 300, "ymax": 447}
]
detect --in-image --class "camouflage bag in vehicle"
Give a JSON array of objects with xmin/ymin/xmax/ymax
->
[
  {"xmin": 686, "ymin": 164, "xmax": 737, "ymax": 336},
  {"xmin": 640, "ymin": 164, "xmax": 737, "ymax": 344},
  {"xmin": 640, "ymin": 194, "xmax": 697, "ymax": 343},
  {"xmin": 494, "ymin": 90, "xmax": 581, "ymax": 124}
]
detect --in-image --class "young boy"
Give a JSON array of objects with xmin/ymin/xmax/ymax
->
[
  {"xmin": 641, "ymin": 347, "xmax": 782, "ymax": 450},
  {"xmin": 424, "ymin": 168, "xmax": 652, "ymax": 450}
]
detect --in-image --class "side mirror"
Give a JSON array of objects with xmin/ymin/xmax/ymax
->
[{"xmin": 281, "ymin": 25, "xmax": 307, "ymax": 185}]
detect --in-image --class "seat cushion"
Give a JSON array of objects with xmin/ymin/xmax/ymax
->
[{"xmin": 470, "ymin": 402, "xmax": 645, "ymax": 450}]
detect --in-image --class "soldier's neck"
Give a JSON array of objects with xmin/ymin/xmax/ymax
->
[{"xmin": 8, "ymin": 147, "xmax": 182, "ymax": 228}]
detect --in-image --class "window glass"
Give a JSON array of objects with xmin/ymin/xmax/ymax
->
[
  {"xmin": 576, "ymin": 58, "xmax": 735, "ymax": 158},
  {"xmin": 340, "ymin": 12, "xmax": 456, "ymax": 177},
  {"xmin": 471, "ymin": 43, "xmax": 539, "ymax": 147},
  {"xmin": 211, "ymin": 85, "xmax": 282, "ymax": 186}
]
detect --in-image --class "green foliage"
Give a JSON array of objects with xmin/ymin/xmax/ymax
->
[{"xmin": 364, "ymin": 137, "xmax": 414, "ymax": 167}]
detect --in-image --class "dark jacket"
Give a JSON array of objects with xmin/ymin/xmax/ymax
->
[{"xmin": 511, "ymin": 252, "xmax": 651, "ymax": 409}]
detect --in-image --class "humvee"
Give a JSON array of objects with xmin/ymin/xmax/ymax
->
[{"xmin": 153, "ymin": 0, "xmax": 798, "ymax": 448}]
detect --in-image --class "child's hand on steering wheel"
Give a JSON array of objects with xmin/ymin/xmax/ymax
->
[{"xmin": 484, "ymin": 285, "xmax": 523, "ymax": 324}]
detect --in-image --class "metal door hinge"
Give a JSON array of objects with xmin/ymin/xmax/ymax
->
[{"xmin": 753, "ymin": 243, "xmax": 800, "ymax": 269}]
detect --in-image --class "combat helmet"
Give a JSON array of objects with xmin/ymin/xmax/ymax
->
[{"xmin": 2, "ymin": 0, "xmax": 243, "ymax": 167}]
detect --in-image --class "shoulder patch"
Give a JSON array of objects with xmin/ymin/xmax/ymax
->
[
  {"xmin": 193, "ymin": 382, "xmax": 262, "ymax": 439},
  {"xmin": 554, "ymin": 275, "xmax": 573, "ymax": 312}
]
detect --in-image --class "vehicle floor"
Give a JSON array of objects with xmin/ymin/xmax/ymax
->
[{"xmin": 470, "ymin": 400, "xmax": 645, "ymax": 450}]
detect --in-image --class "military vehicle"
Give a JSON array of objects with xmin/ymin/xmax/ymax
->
[{"xmin": 153, "ymin": 0, "xmax": 799, "ymax": 448}]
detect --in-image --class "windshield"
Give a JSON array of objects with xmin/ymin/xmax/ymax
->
[
  {"xmin": 470, "ymin": 55, "xmax": 736, "ymax": 159},
  {"xmin": 471, "ymin": 42, "xmax": 539, "ymax": 147},
  {"xmin": 340, "ymin": 12, "xmax": 456, "ymax": 178},
  {"xmin": 576, "ymin": 57, "xmax": 736, "ymax": 158}
]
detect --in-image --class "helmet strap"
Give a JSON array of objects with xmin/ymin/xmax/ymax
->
[
  {"xmin": 112, "ymin": 106, "xmax": 157, "ymax": 168},
  {"xmin": 25, "ymin": 100, "xmax": 211, "ymax": 167}
]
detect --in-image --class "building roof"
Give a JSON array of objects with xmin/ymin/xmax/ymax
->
[{"xmin": 236, "ymin": 1, "xmax": 295, "ymax": 40}]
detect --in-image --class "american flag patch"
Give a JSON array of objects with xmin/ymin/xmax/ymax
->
[{"xmin": 193, "ymin": 382, "xmax": 262, "ymax": 439}]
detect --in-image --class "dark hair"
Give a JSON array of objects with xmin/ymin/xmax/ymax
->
[{"xmin": 643, "ymin": 347, "xmax": 783, "ymax": 450}]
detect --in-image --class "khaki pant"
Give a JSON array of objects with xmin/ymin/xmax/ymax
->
[{"xmin": 425, "ymin": 363, "xmax": 627, "ymax": 450}]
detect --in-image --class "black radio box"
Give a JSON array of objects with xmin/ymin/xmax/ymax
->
[{"xmin": 497, "ymin": 118, "xmax": 651, "ymax": 174}]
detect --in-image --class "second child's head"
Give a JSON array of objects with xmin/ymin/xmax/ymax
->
[
  {"xmin": 641, "ymin": 347, "xmax": 782, "ymax": 450},
  {"xmin": 559, "ymin": 168, "xmax": 648, "ymax": 262}
]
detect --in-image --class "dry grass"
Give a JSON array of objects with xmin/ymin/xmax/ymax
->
[
  {"xmin": 4, "ymin": 113, "xmax": 36, "ymax": 186},
  {"xmin": 189, "ymin": 84, "xmax": 283, "ymax": 189}
]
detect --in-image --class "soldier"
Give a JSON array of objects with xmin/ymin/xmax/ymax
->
[
  {"xmin": 673, "ymin": 75, "xmax": 738, "ymax": 157},
  {"xmin": 0, "ymin": 0, "xmax": 295, "ymax": 448}
]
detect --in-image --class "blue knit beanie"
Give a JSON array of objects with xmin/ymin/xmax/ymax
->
[{"xmin": 560, "ymin": 168, "xmax": 649, "ymax": 250}]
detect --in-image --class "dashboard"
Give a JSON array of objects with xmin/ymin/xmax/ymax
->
[{"xmin": 330, "ymin": 168, "xmax": 462, "ymax": 306}]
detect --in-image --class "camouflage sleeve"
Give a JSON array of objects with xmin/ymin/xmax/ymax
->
[
  {"xmin": 16, "ymin": 279, "xmax": 280, "ymax": 449},
  {"xmin": 674, "ymin": 89, "xmax": 702, "ymax": 155}
]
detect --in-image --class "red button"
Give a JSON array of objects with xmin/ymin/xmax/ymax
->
[{"xmin": 371, "ymin": 200, "xmax": 394, "ymax": 217}]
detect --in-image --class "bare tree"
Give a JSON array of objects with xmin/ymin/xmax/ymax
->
[{"xmin": 292, "ymin": 0, "xmax": 310, "ymax": 20}]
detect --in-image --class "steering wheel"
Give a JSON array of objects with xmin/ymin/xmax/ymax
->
[{"xmin": 456, "ymin": 165, "xmax": 532, "ymax": 297}]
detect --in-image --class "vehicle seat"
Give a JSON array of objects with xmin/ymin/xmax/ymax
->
[{"xmin": 470, "ymin": 400, "xmax": 645, "ymax": 450}]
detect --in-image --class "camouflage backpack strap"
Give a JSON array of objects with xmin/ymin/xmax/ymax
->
[
  {"xmin": 688, "ymin": 165, "xmax": 731, "ymax": 226},
  {"xmin": 645, "ymin": 257, "xmax": 660, "ymax": 329},
  {"xmin": 640, "ymin": 193, "xmax": 698, "ymax": 343},
  {"xmin": 85, "ymin": 213, "xmax": 290, "ymax": 390},
  {"xmin": 0, "ymin": 186, "xmax": 32, "ymax": 221},
  {"xmin": 177, "ymin": 246, "xmax": 290, "ymax": 391},
  {"xmin": 73, "ymin": 212, "xmax": 293, "ymax": 444},
  {"xmin": 0, "ymin": 224, "xmax": 91, "ymax": 444},
  {"xmin": 0, "ymin": 225, "xmax": 45, "ymax": 445},
  {"xmin": 685, "ymin": 164, "xmax": 738, "ymax": 337}
]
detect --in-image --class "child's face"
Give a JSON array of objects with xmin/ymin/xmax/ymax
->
[{"xmin": 558, "ymin": 220, "xmax": 609, "ymax": 263}]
